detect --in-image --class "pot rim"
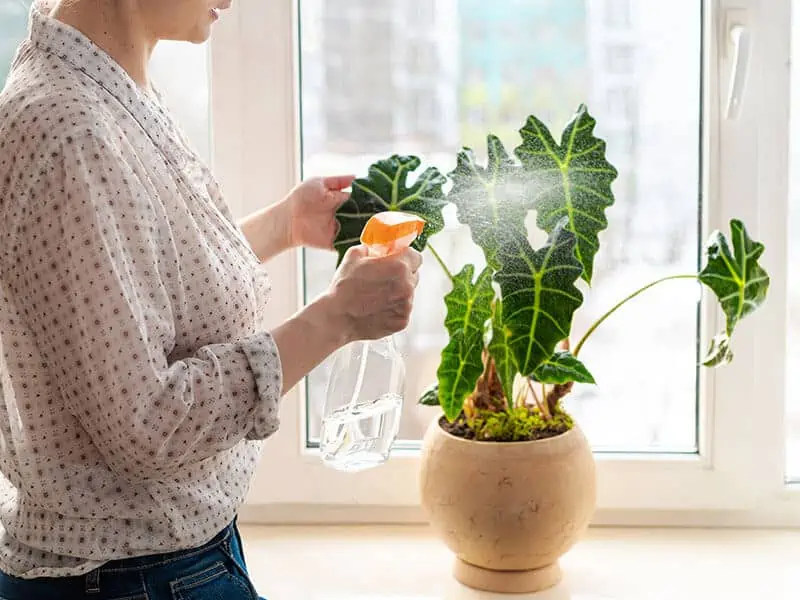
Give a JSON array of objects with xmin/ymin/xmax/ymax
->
[{"xmin": 433, "ymin": 414, "xmax": 583, "ymax": 449}]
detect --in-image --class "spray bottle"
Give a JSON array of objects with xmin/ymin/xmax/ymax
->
[{"xmin": 320, "ymin": 211, "xmax": 425, "ymax": 472}]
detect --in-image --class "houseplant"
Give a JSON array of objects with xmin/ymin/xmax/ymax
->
[{"xmin": 333, "ymin": 105, "xmax": 769, "ymax": 593}]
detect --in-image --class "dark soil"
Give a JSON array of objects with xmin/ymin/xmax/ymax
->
[
  {"xmin": 439, "ymin": 415, "xmax": 478, "ymax": 440},
  {"xmin": 439, "ymin": 414, "xmax": 570, "ymax": 443}
]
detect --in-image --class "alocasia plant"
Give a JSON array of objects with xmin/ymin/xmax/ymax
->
[
  {"xmin": 698, "ymin": 220, "xmax": 770, "ymax": 366},
  {"xmin": 448, "ymin": 135, "xmax": 526, "ymax": 269},
  {"xmin": 514, "ymin": 106, "xmax": 617, "ymax": 283},
  {"xmin": 335, "ymin": 105, "xmax": 770, "ymax": 440},
  {"xmin": 333, "ymin": 155, "xmax": 448, "ymax": 265},
  {"xmin": 436, "ymin": 265, "xmax": 494, "ymax": 420}
]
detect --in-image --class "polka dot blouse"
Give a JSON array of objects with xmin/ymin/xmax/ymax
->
[{"xmin": 0, "ymin": 5, "xmax": 283, "ymax": 578}]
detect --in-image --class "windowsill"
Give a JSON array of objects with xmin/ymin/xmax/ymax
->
[{"xmin": 239, "ymin": 524, "xmax": 800, "ymax": 599}]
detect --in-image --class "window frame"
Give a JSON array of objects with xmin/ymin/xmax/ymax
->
[{"xmin": 209, "ymin": 0, "xmax": 799, "ymax": 526}]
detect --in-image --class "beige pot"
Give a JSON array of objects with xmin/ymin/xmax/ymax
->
[{"xmin": 419, "ymin": 417, "xmax": 596, "ymax": 594}]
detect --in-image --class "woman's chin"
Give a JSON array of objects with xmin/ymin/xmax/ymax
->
[{"xmin": 177, "ymin": 24, "xmax": 213, "ymax": 45}]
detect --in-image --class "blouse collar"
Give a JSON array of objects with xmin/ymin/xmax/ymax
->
[{"xmin": 27, "ymin": 3, "xmax": 178, "ymax": 155}]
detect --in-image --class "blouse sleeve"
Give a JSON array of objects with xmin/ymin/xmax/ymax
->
[{"xmin": 4, "ymin": 128, "xmax": 283, "ymax": 482}]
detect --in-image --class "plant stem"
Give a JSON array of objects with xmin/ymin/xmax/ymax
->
[
  {"xmin": 515, "ymin": 376, "xmax": 529, "ymax": 409},
  {"xmin": 426, "ymin": 243, "xmax": 454, "ymax": 282},
  {"xmin": 574, "ymin": 274, "xmax": 698, "ymax": 358},
  {"xmin": 541, "ymin": 382, "xmax": 547, "ymax": 414},
  {"xmin": 527, "ymin": 377, "xmax": 551, "ymax": 420}
]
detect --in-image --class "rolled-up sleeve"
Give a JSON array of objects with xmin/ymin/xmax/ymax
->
[{"xmin": 4, "ymin": 128, "xmax": 283, "ymax": 482}]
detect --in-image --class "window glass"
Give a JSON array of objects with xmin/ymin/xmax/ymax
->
[{"xmin": 304, "ymin": 0, "xmax": 701, "ymax": 452}]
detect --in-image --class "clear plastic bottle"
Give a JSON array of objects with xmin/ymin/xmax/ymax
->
[
  {"xmin": 320, "ymin": 212, "xmax": 424, "ymax": 472},
  {"xmin": 319, "ymin": 337, "xmax": 405, "ymax": 472}
]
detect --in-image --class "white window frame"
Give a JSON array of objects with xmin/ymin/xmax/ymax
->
[{"xmin": 208, "ymin": 0, "xmax": 797, "ymax": 527}]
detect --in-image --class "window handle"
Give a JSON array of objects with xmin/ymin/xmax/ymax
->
[{"xmin": 725, "ymin": 23, "xmax": 751, "ymax": 120}]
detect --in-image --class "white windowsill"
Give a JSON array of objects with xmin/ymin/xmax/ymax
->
[{"xmin": 239, "ymin": 524, "xmax": 800, "ymax": 599}]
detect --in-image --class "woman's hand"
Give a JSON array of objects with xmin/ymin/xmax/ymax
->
[
  {"xmin": 285, "ymin": 175, "xmax": 355, "ymax": 251},
  {"xmin": 325, "ymin": 245, "xmax": 423, "ymax": 341},
  {"xmin": 270, "ymin": 245, "xmax": 422, "ymax": 393},
  {"xmin": 238, "ymin": 175, "xmax": 354, "ymax": 263}
]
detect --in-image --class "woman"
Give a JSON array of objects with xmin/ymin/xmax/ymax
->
[{"xmin": 0, "ymin": 1, "xmax": 421, "ymax": 598}]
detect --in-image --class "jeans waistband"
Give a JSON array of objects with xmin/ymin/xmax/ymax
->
[{"xmin": 96, "ymin": 520, "xmax": 235, "ymax": 574}]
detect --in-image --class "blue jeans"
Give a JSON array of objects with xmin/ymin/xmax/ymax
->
[{"xmin": 0, "ymin": 519, "xmax": 265, "ymax": 599}]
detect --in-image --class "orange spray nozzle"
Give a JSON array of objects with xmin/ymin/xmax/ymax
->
[{"xmin": 360, "ymin": 211, "xmax": 425, "ymax": 257}]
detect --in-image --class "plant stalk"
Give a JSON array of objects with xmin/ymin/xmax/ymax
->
[
  {"xmin": 541, "ymin": 382, "xmax": 547, "ymax": 414},
  {"xmin": 527, "ymin": 377, "xmax": 551, "ymax": 420},
  {"xmin": 574, "ymin": 274, "xmax": 698, "ymax": 358},
  {"xmin": 426, "ymin": 243, "xmax": 454, "ymax": 282}
]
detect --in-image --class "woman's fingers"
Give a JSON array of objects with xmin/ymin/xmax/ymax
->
[{"xmin": 323, "ymin": 174, "xmax": 356, "ymax": 191}]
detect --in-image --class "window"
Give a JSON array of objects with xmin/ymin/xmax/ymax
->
[
  {"xmin": 301, "ymin": 1, "xmax": 701, "ymax": 455},
  {"xmin": 605, "ymin": 44, "xmax": 635, "ymax": 75},
  {"xmin": 149, "ymin": 42, "xmax": 210, "ymax": 161},
  {"xmin": 3, "ymin": 0, "xmax": 795, "ymax": 526},
  {"xmin": 606, "ymin": 85, "xmax": 635, "ymax": 120},
  {"xmin": 220, "ymin": 0, "xmax": 795, "ymax": 524},
  {"xmin": 604, "ymin": 0, "xmax": 633, "ymax": 29},
  {"xmin": 0, "ymin": 0, "xmax": 30, "ymax": 87},
  {"xmin": 403, "ymin": 0, "xmax": 436, "ymax": 27},
  {"xmin": 605, "ymin": 128, "xmax": 636, "ymax": 159},
  {"xmin": 787, "ymin": 4, "xmax": 800, "ymax": 482},
  {"xmin": 408, "ymin": 40, "xmax": 439, "ymax": 75}
]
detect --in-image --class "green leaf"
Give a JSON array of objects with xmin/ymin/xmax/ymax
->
[
  {"xmin": 514, "ymin": 104, "xmax": 618, "ymax": 283},
  {"xmin": 488, "ymin": 300, "xmax": 518, "ymax": 403},
  {"xmin": 698, "ymin": 219, "xmax": 769, "ymax": 338},
  {"xmin": 448, "ymin": 135, "xmax": 527, "ymax": 268},
  {"xmin": 437, "ymin": 265, "xmax": 494, "ymax": 421},
  {"xmin": 532, "ymin": 351, "xmax": 595, "ymax": 385},
  {"xmin": 494, "ymin": 218, "xmax": 584, "ymax": 377},
  {"xmin": 333, "ymin": 155, "xmax": 448, "ymax": 265},
  {"xmin": 418, "ymin": 383, "xmax": 440, "ymax": 407},
  {"xmin": 702, "ymin": 334, "xmax": 734, "ymax": 367}
]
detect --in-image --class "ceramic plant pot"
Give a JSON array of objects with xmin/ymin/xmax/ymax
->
[{"xmin": 419, "ymin": 417, "xmax": 596, "ymax": 594}]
